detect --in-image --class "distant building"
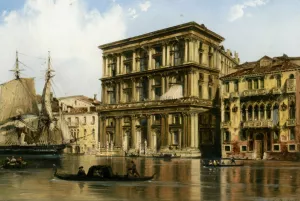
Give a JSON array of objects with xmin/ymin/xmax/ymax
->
[
  {"xmin": 220, "ymin": 55, "xmax": 300, "ymax": 160},
  {"xmin": 57, "ymin": 95, "xmax": 100, "ymax": 154},
  {"xmin": 98, "ymin": 22, "xmax": 239, "ymax": 157}
]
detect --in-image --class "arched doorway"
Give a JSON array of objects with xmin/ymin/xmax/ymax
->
[{"xmin": 255, "ymin": 133, "xmax": 264, "ymax": 159}]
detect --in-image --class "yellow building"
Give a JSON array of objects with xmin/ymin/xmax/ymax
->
[
  {"xmin": 57, "ymin": 95, "xmax": 100, "ymax": 154},
  {"xmin": 98, "ymin": 22, "xmax": 239, "ymax": 157},
  {"xmin": 220, "ymin": 55, "xmax": 300, "ymax": 160}
]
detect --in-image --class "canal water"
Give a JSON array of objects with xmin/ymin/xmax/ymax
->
[{"xmin": 0, "ymin": 155, "xmax": 300, "ymax": 201}]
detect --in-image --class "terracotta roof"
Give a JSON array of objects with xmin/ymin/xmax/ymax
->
[{"xmin": 220, "ymin": 56, "xmax": 300, "ymax": 80}]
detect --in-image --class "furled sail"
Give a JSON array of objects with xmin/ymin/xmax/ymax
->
[{"xmin": 0, "ymin": 78, "xmax": 39, "ymax": 122}]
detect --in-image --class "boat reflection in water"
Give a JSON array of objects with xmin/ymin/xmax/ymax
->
[{"xmin": 1, "ymin": 155, "xmax": 300, "ymax": 201}]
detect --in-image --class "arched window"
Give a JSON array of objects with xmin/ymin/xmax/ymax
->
[
  {"xmin": 260, "ymin": 105, "xmax": 265, "ymax": 120},
  {"xmin": 266, "ymin": 104, "xmax": 272, "ymax": 119},
  {"xmin": 248, "ymin": 105, "xmax": 253, "ymax": 120},
  {"xmin": 225, "ymin": 106, "xmax": 230, "ymax": 122},
  {"xmin": 289, "ymin": 74, "xmax": 295, "ymax": 79},
  {"xmin": 254, "ymin": 105, "xmax": 259, "ymax": 120},
  {"xmin": 289, "ymin": 101, "xmax": 296, "ymax": 119},
  {"xmin": 242, "ymin": 105, "xmax": 246, "ymax": 121},
  {"xmin": 273, "ymin": 103, "xmax": 279, "ymax": 125}
]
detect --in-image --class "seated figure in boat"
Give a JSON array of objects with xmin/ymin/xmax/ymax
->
[
  {"xmin": 10, "ymin": 156, "xmax": 17, "ymax": 164},
  {"xmin": 16, "ymin": 157, "xmax": 23, "ymax": 165},
  {"xmin": 208, "ymin": 160, "xmax": 213, "ymax": 165},
  {"xmin": 77, "ymin": 166, "xmax": 86, "ymax": 176}
]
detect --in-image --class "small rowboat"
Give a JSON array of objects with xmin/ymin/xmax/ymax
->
[
  {"xmin": 54, "ymin": 165, "xmax": 155, "ymax": 182},
  {"xmin": 0, "ymin": 161, "xmax": 28, "ymax": 169}
]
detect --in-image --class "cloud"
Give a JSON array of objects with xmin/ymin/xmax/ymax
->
[
  {"xmin": 139, "ymin": 1, "xmax": 151, "ymax": 12},
  {"xmin": 228, "ymin": 0, "xmax": 269, "ymax": 22},
  {"xmin": 0, "ymin": 0, "xmax": 127, "ymax": 98},
  {"xmin": 128, "ymin": 8, "xmax": 138, "ymax": 19}
]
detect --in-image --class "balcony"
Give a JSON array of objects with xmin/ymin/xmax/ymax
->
[
  {"xmin": 286, "ymin": 119, "xmax": 296, "ymax": 127},
  {"xmin": 286, "ymin": 79, "xmax": 296, "ymax": 93},
  {"xmin": 243, "ymin": 120, "xmax": 273, "ymax": 128},
  {"xmin": 221, "ymin": 121, "xmax": 231, "ymax": 128},
  {"xmin": 230, "ymin": 92, "xmax": 239, "ymax": 99},
  {"xmin": 272, "ymin": 88, "xmax": 282, "ymax": 95},
  {"xmin": 242, "ymin": 89, "xmax": 268, "ymax": 97},
  {"xmin": 223, "ymin": 92, "xmax": 230, "ymax": 99}
]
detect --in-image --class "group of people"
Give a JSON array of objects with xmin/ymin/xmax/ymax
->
[
  {"xmin": 4, "ymin": 156, "xmax": 23, "ymax": 165},
  {"xmin": 76, "ymin": 160, "xmax": 140, "ymax": 177}
]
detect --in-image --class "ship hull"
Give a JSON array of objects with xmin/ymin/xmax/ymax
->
[{"xmin": 0, "ymin": 144, "xmax": 66, "ymax": 155}]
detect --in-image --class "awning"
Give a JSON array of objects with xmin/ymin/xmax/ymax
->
[{"xmin": 160, "ymin": 84, "xmax": 183, "ymax": 100}]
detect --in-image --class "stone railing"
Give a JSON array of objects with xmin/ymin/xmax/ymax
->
[
  {"xmin": 286, "ymin": 119, "xmax": 296, "ymax": 127},
  {"xmin": 243, "ymin": 120, "xmax": 273, "ymax": 128},
  {"xmin": 286, "ymin": 79, "xmax": 296, "ymax": 93},
  {"xmin": 272, "ymin": 88, "xmax": 282, "ymax": 95},
  {"xmin": 221, "ymin": 121, "xmax": 231, "ymax": 128},
  {"xmin": 243, "ymin": 89, "xmax": 268, "ymax": 97},
  {"xmin": 230, "ymin": 92, "xmax": 239, "ymax": 98}
]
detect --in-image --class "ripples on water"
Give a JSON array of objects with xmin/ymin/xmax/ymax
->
[{"xmin": 1, "ymin": 155, "xmax": 300, "ymax": 201}]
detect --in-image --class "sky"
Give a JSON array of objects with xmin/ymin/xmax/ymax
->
[{"xmin": 0, "ymin": 0, "xmax": 299, "ymax": 99}]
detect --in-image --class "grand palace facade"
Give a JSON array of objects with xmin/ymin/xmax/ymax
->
[
  {"xmin": 97, "ymin": 22, "xmax": 239, "ymax": 157},
  {"xmin": 220, "ymin": 55, "xmax": 300, "ymax": 160}
]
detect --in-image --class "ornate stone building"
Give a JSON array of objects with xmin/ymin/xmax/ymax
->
[
  {"xmin": 98, "ymin": 22, "xmax": 239, "ymax": 157},
  {"xmin": 220, "ymin": 55, "xmax": 300, "ymax": 160},
  {"xmin": 57, "ymin": 95, "xmax": 100, "ymax": 154}
]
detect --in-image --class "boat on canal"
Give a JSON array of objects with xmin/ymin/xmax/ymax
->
[
  {"xmin": 53, "ymin": 165, "xmax": 155, "ymax": 182},
  {"xmin": 152, "ymin": 153, "xmax": 181, "ymax": 159}
]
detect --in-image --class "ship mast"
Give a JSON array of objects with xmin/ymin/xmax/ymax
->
[{"xmin": 10, "ymin": 51, "xmax": 22, "ymax": 79}]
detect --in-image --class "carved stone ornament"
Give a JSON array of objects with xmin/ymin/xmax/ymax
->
[
  {"xmin": 232, "ymin": 105, "xmax": 238, "ymax": 112},
  {"xmin": 281, "ymin": 102, "xmax": 287, "ymax": 111}
]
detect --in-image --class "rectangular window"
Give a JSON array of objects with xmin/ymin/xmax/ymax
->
[
  {"xmin": 289, "ymin": 144, "xmax": 296, "ymax": 151},
  {"xmin": 273, "ymin": 144, "xmax": 280, "ymax": 151},
  {"xmin": 241, "ymin": 145, "xmax": 247, "ymax": 152},
  {"xmin": 290, "ymin": 129, "xmax": 295, "ymax": 140},
  {"xmin": 224, "ymin": 131, "xmax": 230, "ymax": 142},
  {"xmin": 92, "ymin": 116, "xmax": 95, "ymax": 125},
  {"xmin": 248, "ymin": 80, "xmax": 252, "ymax": 90},
  {"xmin": 260, "ymin": 78, "xmax": 264, "ymax": 88},
  {"xmin": 199, "ymin": 85, "xmax": 202, "ymax": 98},
  {"xmin": 84, "ymin": 129, "xmax": 87, "ymax": 140},
  {"xmin": 208, "ymin": 87, "xmax": 212, "ymax": 99},
  {"xmin": 276, "ymin": 77, "xmax": 281, "ymax": 88},
  {"xmin": 254, "ymin": 79, "xmax": 258, "ymax": 89},
  {"xmin": 234, "ymin": 81, "xmax": 239, "ymax": 92},
  {"xmin": 225, "ymin": 83, "xmax": 229, "ymax": 92},
  {"xmin": 224, "ymin": 145, "xmax": 231, "ymax": 152},
  {"xmin": 240, "ymin": 130, "xmax": 247, "ymax": 141}
]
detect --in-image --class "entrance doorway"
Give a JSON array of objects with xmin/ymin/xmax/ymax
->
[{"xmin": 255, "ymin": 133, "xmax": 264, "ymax": 159}]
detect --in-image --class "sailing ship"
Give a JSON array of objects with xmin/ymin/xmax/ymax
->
[{"xmin": 0, "ymin": 51, "xmax": 72, "ymax": 154}]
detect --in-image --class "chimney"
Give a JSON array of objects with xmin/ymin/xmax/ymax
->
[{"xmin": 94, "ymin": 94, "xmax": 97, "ymax": 101}]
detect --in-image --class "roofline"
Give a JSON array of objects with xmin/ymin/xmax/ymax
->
[{"xmin": 98, "ymin": 21, "xmax": 225, "ymax": 50}]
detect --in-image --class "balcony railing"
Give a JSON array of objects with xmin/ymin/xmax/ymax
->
[
  {"xmin": 221, "ymin": 121, "xmax": 231, "ymax": 128},
  {"xmin": 242, "ymin": 89, "xmax": 268, "ymax": 97},
  {"xmin": 243, "ymin": 120, "xmax": 273, "ymax": 128},
  {"xmin": 230, "ymin": 92, "xmax": 239, "ymax": 98},
  {"xmin": 286, "ymin": 79, "xmax": 296, "ymax": 93},
  {"xmin": 272, "ymin": 88, "xmax": 282, "ymax": 95},
  {"xmin": 286, "ymin": 119, "xmax": 296, "ymax": 127}
]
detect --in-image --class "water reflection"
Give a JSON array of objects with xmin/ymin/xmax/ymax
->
[{"xmin": 1, "ymin": 155, "xmax": 300, "ymax": 200}]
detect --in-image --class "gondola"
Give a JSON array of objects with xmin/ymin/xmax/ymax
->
[
  {"xmin": 0, "ymin": 161, "xmax": 28, "ymax": 169},
  {"xmin": 152, "ymin": 154, "xmax": 181, "ymax": 159},
  {"xmin": 53, "ymin": 165, "xmax": 155, "ymax": 182}
]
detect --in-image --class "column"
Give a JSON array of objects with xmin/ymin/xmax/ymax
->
[
  {"xmin": 116, "ymin": 83, "xmax": 119, "ymax": 103},
  {"xmin": 166, "ymin": 76, "xmax": 170, "ymax": 91},
  {"xmin": 136, "ymin": 127, "xmax": 141, "ymax": 151},
  {"xmin": 161, "ymin": 114, "xmax": 165, "ymax": 147},
  {"xmin": 182, "ymin": 113, "xmax": 186, "ymax": 148},
  {"xmin": 264, "ymin": 108, "xmax": 267, "ymax": 120},
  {"xmin": 161, "ymin": 76, "xmax": 165, "ymax": 95},
  {"xmin": 195, "ymin": 41, "xmax": 199, "ymax": 64},
  {"xmin": 178, "ymin": 129, "xmax": 182, "ymax": 149},
  {"xmin": 189, "ymin": 40, "xmax": 194, "ymax": 62},
  {"xmin": 152, "ymin": 132, "xmax": 157, "ymax": 152},
  {"xmin": 147, "ymin": 115, "xmax": 152, "ymax": 150},
  {"xmin": 132, "ymin": 51, "xmax": 136, "ymax": 72},
  {"xmin": 187, "ymin": 72, "xmax": 191, "ymax": 97},
  {"xmin": 148, "ymin": 48, "xmax": 152, "ymax": 70},
  {"xmin": 102, "ymin": 56, "xmax": 106, "ymax": 77},
  {"xmin": 101, "ymin": 83, "xmax": 105, "ymax": 104},
  {"xmin": 115, "ymin": 117, "xmax": 120, "ymax": 147},
  {"xmin": 148, "ymin": 76, "xmax": 152, "ymax": 100},
  {"xmin": 184, "ymin": 39, "xmax": 188, "ymax": 63},
  {"xmin": 165, "ymin": 114, "xmax": 170, "ymax": 147},
  {"xmin": 184, "ymin": 73, "xmax": 188, "ymax": 97},
  {"xmin": 246, "ymin": 109, "xmax": 248, "ymax": 121},
  {"xmin": 120, "ymin": 54, "xmax": 124, "ymax": 75},
  {"xmin": 116, "ymin": 54, "xmax": 120, "ymax": 75},
  {"xmin": 132, "ymin": 78, "xmax": 136, "ymax": 102},
  {"xmin": 103, "ymin": 84, "xmax": 107, "ymax": 104},
  {"xmin": 190, "ymin": 113, "xmax": 195, "ymax": 147},
  {"xmin": 194, "ymin": 114, "xmax": 199, "ymax": 148},
  {"xmin": 162, "ymin": 44, "xmax": 166, "ymax": 66},
  {"xmin": 166, "ymin": 45, "xmax": 170, "ymax": 66},
  {"xmin": 119, "ymin": 81, "xmax": 123, "ymax": 103},
  {"xmin": 131, "ymin": 116, "xmax": 136, "ymax": 149},
  {"xmin": 101, "ymin": 116, "xmax": 106, "ymax": 147},
  {"xmin": 136, "ymin": 78, "xmax": 141, "ymax": 102}
]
